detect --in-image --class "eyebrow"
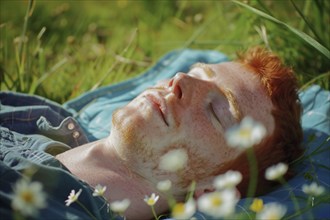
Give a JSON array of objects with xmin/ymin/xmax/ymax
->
[
  {"xmin": 220, "ymin": 88, "xmax": 242, "ymax": 122},
  {"xmin": 191, "ymin": 63, "xmax": 242, "ymax": 122},
  {"xmin": 191, "ymin": 62, "xmax": 215, "ymax": 77}
]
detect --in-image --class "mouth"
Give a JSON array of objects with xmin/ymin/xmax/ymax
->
[{"xmin": 144, "ymin": 94, "xmax": 169, "ymax": 126}]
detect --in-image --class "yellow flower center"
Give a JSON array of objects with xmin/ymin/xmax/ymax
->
[
  {"xmin": 22, "ymin": 191, "xmax": 34, "ymax": 203},
  {"xmin": 172, "ymin": 203, "xmax": 185, "ymax": 215},
  {"xmin": 147, "ymin": 199, "xmax": 155, "ymax": 206},
  {"xmin": 211, "ymin": 196, "xmax": 222, "ymax": 207},
  {"xmin": 250, "ymin": 198, "xmax": 263, "ymax": 213},
  {"xmin": 239, "ymin": 128, "xmax": 252, "ymax": 138}
]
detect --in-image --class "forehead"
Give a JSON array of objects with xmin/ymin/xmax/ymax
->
[{"xmin": 191, "ymin": 62, "xmax": 275, "ymax": 134}]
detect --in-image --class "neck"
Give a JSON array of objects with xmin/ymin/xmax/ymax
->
[{"xmin": 56, "ymin": 138, "xmax": 169, "ymax": 219}]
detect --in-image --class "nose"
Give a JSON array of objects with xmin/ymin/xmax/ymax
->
[
  {"xmin": 168, "ymin": 73, "xmax": 185, "ymax": 99},
  {"xmin": 169, "ymin": 72, "xmax": 210, "ymax": 102}
]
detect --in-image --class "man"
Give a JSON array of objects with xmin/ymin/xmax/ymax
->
[{"xmin": 0, "ymin": 47, "xmax": 302, "ymax": 219}]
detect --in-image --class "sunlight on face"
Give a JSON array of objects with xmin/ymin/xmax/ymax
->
[{"xmin": 110, "ymin": 61, "xmax": 274, "ymax": 188}]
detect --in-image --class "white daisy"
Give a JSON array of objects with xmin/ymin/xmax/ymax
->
[
  {"xmin": 265, "ymin": 163, "xmax": 288, "ymax": 181},
  {"xmin": 225, "ymin": 116, "xmax": 267, "ymax": 149},
  {"xmin": 197, "ymin": 189, "xmax": 239, "ymax": 218},
  {"xmin": 256, "ymin": 202, "xmax": 287, "ymax": 220},
  {"xmin": 144, "ymin": 193, "xmax": 159, "ymax": 206},
  {"xmin": 110, "ymin": 198, "xmax": 131, "ymax": 214},
  {"xmin": 213, "ymin": 170, "xmax": 242, "ymax": 190},
  {"xmin": 65, "ymin": 189, "xmax": 82, "ymax": 206},
  {"xmin": 159, "ymin": 149, "xmax": 188, "ymax": 172},
  {"xmin": 157, "ymin": 180, "xmax": 172, "ymax": 192},
  {"xmin": 92, "ymin": 184, "xmax": 107, "ymax": 197},
  {"xmin": 172, "ymin": 199, "xmax": 196, "ymax": 219},
  {"xmin": 11, "ymin": 179, "xmax": 47, "ymax": 217},
  {"xmin": 302, "ymin": 182, "xmax": 325, "ymax": 197}
]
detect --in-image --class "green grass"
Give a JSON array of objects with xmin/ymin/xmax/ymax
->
[{"xmin": 1, "ymin": 0, "xmax": 329, "ymax": 103}]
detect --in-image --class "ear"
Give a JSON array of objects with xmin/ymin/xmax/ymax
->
[
  {"xmin": 193, "ymin": 187, "xmax": 215, "ymax": 199},
  {"xmin": 193, "ymin": 178, "xmax": 215, "ymax": 199}
]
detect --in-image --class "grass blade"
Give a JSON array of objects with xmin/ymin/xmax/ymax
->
[
  {"xmin": 29, "ymin": 58, "xmax": 68, "ymax": 94},
  {"xmin": 290, "ymin": 0, "xmax": 324, "ymax": 45},
  {"xmin": 233, "ymin": 0, "xmax": 330, "ymax": 59},
  {"xmin": 300, "ymin": 72, "xmax": 330, "ymax": 91}
]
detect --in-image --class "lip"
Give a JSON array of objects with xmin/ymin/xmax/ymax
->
[{"xmin": 144, "ymin": 94, "xmax": 169, "ymax": 126}]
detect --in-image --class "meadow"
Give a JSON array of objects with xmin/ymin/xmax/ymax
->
[{"xmin": 1, "ymin": 0, "xmax": 329, "ymax": 103}]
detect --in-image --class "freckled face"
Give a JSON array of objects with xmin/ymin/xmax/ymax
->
[{"xmin": 110, "ymin": 62, "xmax": 274, "ymax": 186}]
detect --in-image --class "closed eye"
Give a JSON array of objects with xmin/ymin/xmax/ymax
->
[{"xmin": 210, "ymin": 103, "xmax": 223, "ymax": 127}]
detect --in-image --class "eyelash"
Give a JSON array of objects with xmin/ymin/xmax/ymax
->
[{"xmin": 210, "ymin": 103, "xmax": 222, "ymax": 126}]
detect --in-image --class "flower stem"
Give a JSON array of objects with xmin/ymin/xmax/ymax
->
[
  {"xmin": 76, "ymin": 200, "xmax": 98, "ymax": 220},
  {"xmin": 151, "ymin": 205, "xmax": 159, "ymax": 220},
  {"xmin": 246, "ymin": 147, "xmax": 258, "ymax": 199},
  {"xmin": 279, "ymin": 177, "xmax": 303, "ymax": 220},
  {"xmin": 13, "ymin": 212, "xmax": 24, "ymax": 220},
  {"xmin": 167, "ymin": 193, "xmax": 176, "ymax": 209},
  {"xmin": 185, "ymin": 181, "xmax": 196, "ymax": 202}
]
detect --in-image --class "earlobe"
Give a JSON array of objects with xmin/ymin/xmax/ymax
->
[
  {"xmin": 193, "ymin": 176, "xmax": 217, "ymax": 199},
  {"xmin": 193, "ymin": 186, "xmax": 215, "ymax": 199}
]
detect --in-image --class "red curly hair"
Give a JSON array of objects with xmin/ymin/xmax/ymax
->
[{"xmin": 219, "ymin": 47, "xmax": 303, "ymax": 196}]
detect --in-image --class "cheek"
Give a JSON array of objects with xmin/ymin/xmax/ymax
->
[
  {"xmin": 181, "ymin": 114, "xmax": 241, "ymax": 171},
  {"xmin": 182, "ymin": 110, "xmax": 221, "ymax": 152},
  {"xmin": 182, "ymin": 107, "xmax": 208, "ymax": 132},
  {"xmin": 112, "ymin": 108, "xmax": 156, "ymax": 163}
]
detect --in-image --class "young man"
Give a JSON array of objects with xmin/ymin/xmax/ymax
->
[{"xmin": 0, "ymin": 48, "xmax": 302, "ymax": 219}]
